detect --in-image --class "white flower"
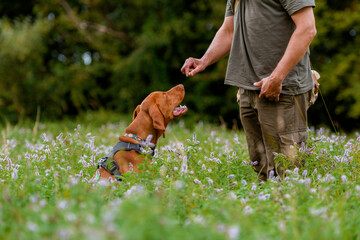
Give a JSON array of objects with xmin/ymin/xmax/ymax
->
[
  {"xmin": 27, "ymin": 222, "xmax": 38, "ymax": 232},
  {"xmin": 227, "ymin": 226, "xmax": 240, "ymax": 240},
  {"xmin": 229, "ymin": 192, "xmax": 237, "ymax": 200},
  {"xmin": 174, "ymin": 180, "xmax": 184, "ymax": 189},
  {"xmin": 243, "ymin": 205, "xmax": 253, "ymax": 215},
  {"xmin": 57, "ymin": 200, "xmax": 68, "ymax": 210},
  {"xmin": 215, "ymin": 188, "xmax": 223, "ymax": 193},
  {"xmin": 284, "ymin": 194, "xmax": 291, "ymax": 199},
  {"xmin": 11, "ymin": 168, "xmax": 18, "ymax": 179}
]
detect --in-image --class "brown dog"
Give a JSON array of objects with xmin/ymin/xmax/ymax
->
[{"xmin": 90, "ymin": 84, "xmax": 187, "ymax": 182}]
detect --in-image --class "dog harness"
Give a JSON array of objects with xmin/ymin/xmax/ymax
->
[{"xmin": 97, "ymin": 134, "xmax": 156, "ymax": 182}]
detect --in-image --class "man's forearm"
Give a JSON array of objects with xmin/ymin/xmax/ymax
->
[
  {"xmin": 271, "ymin": 7, "xmax": 316, "ymax": 82},
  {"xmin": 201, "ymin": 16, "xmax": 234, "ymax": 67}
]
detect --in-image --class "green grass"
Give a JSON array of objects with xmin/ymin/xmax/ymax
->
[{"xmin": 1, "ymin": 112, "xmax": 360, "ymax": 240}]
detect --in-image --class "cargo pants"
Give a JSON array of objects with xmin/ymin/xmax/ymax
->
[{"xmin": 237, "ymin": 88, "xmax": 311, "ymax": 180}]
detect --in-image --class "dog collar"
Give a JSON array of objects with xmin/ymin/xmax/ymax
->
[{"xmin": 123, "ymin": 133, "xmax": 145, "ymax": 143}]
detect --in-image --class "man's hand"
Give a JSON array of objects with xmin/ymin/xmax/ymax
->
[
  {"xmin": 253, "ymin": 75, "xmax": 283, "ymax": 102},
  {"xmin": 180, "ymin": 16, "xmax": 234, "ymax": 78},
  {"xmin": 181, "ymin": 57, "xmax": 207, "ymax": 77}
]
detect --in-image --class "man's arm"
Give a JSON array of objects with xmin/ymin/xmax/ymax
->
[
  {"xmin": 254, "ymin": 6, "xmax": 317, "ymax": 101},
  {"xmin": 181, "ymin": 16, "xmax": 234, "ymax": 77}
]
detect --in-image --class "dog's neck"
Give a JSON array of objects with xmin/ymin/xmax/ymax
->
[{"xmin": 120, "ymin": 113, "xmax": 162, "ymax": 145}]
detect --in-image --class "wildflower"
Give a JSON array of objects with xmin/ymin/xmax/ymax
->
[
  {"xmin": 124, "ymin": 185, "xmax": 145, "ymax": 198},
  {"xmin": 229, "ymin": 182, "xmax": 237, "ymax": 187},
  {"xmin": 159, "ymin": 165, "xmax": 167, "ymax": 177},
  {"xmin": 181, "ymin": 156, "xmax": 188, "ymax": 174},
  {"xmin": 174, "ymin": 180, "xmax": 184, "ymax": 189},
  {"xmin": 293, "ymin": 168, "xmax": 299, "ymax": 175},
  {"xmin": 66, "ymin": 213, "xmax": 77, "ymax": 222},
  {"xmin": 243, "ymin": 205, "xmax": 253, "ymax": 215},
  {"xmin": 310, "ymin": 207, "xmax": 328, "ymax": 216},
  {"xmin": 11, "ymin": 167, "xmax": 19, "ymax": 179},
  {"xmin": 227, "ymin": 226, "xmax": 240, "ymax": 240},
  {"xmin": 240, "ymin": 198, "xmax": 248, "ymax": 204},
  {"xmin": 57, "ymin": 200, "xmax": 68, "ymax": 210},
  {"xmin": 227, "ymin": 174, "xmax": 235, "ymax": 179},
  {"xmin": 258, "ymin": 192, "xmax": 271, "ymax": 201},
  {"xmin": 229, "ymin": 191, "xmax": 237, "ymax": 199},
  {"xmin": 207, "ymin": 168, "xmax": 212, "ymax": 173},
  {"xmin": 215, "ymin": 188, "xmax": 223, "ymax": 193},
  {"xmin": 56, "ymin": 132, "xmax": 63, "ymax": 142},
  {"xmin": 192, "ymin": 133, "xmax": 200, "ymax": 144},
  {"xmin": 27, "ymin": 222, "xmax": 38, "ymax": 232},
  {"xmin": 341, "ymin": 175, "xmax": 347, "ymax": 183},
  {"xmin": 269, "ymin": 170, "xmax": 275, "ymax": 179},
  {"xmin": 202, "ymin": 164, "xmax": 206, "ymax": 170},
  {"xmin": 284, "ymin": 194, "xmax": 291, "ymax": 199},
  {"xmin": 241, "ymin": 180, "xmax": 247, "ymax": 186},
  {"xmin": 251, "ymin": 183, "xmax": 257, "ymax": 191},
  {"xmin": 41, "ymin": 133, "xmax": 49, "ymax": 142},
  {"xmin": 194, "ymin": 179, "xmax": 201, "ymax": 184},
  {"xmin": 310, "ymin": 188, "xmax": 317, "ymax": 194},
  {"xmin": 174, "ymin": 166, "xmax": 178, "ymax": 171},
  {"xmin": 207, "ymin": 178, "xmax": 214, "ymax": 186},
  {"xmin": 302, "ymin": 170, "xmax": 308, "ymax": 178}
]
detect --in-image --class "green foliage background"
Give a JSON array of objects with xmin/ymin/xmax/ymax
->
[{"xmin": 0, "ymin": 0, "xmax": 359, "ymax": 131}]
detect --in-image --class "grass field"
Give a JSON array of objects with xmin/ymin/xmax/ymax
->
[{"xmin": 1, "ymin": 112, "xmax": 360, "ymax": 240}]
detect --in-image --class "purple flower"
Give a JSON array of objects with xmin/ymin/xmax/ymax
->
[
  {"xmin": 227, "ymin": 174, "xmax": 235, "ymax": 179},
  {"xmin": 341, "ymin": 175, "xmax": 347, "ymax": 183},
  {"xmin": 302, "ymin": 170, "xmax": 308, "ymax": 178}
]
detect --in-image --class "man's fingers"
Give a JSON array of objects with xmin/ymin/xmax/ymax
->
[
  {"xmin": 189, "ymin": 66, "xmax": 201, "ymax": 76},
  {"xmin": 253, "ymin": 80, "xmax": 263, "ymax": 87},
  {"xmin": 181, "ymin": 58, "xmax": 196, "ymax": 77}
]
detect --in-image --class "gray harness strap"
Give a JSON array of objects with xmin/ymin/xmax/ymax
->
[{"xmin": 97, "ymin": 141, "xmax": 154, "ymax": 182}]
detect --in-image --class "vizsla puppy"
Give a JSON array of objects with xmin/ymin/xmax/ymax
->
[{"xmin": 90, "ymin": 84, "xmax": 187, "ymax": 182}]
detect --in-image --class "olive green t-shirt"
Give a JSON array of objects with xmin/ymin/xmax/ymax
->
[{"xmin": 224, "ymin": 0, "xmax": 315, "ymax": 95}]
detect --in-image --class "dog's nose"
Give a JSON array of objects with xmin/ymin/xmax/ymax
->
[{"xmin": 176, "ymin": 84, "xmax": 184, "ymax": 89}]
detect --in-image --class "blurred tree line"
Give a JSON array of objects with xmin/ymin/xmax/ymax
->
[{"xmin": 0, "ymin": 0, "xmax": 359, "ymax": 131}]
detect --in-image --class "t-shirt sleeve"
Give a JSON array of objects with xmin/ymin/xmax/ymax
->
[
  {"xmin": 279, "ymin": 0, "xmax": 315, "ymax": 16},
  {"xmin": 225, "ymin": 0, "xmax": 234, "ymax": 17}
]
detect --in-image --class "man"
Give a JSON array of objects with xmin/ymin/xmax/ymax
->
[{"xmin": 181, "ymin": 0, "xmax": 317, "ymax": 180}]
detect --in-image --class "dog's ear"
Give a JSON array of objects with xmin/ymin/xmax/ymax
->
[
  {"xmin": 133, "ymin": 105, "xmax": 141, "ymax": 120},
  {"xmin": 149, "ymin": 104, "xmax": 166, "ymax": 138}
]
